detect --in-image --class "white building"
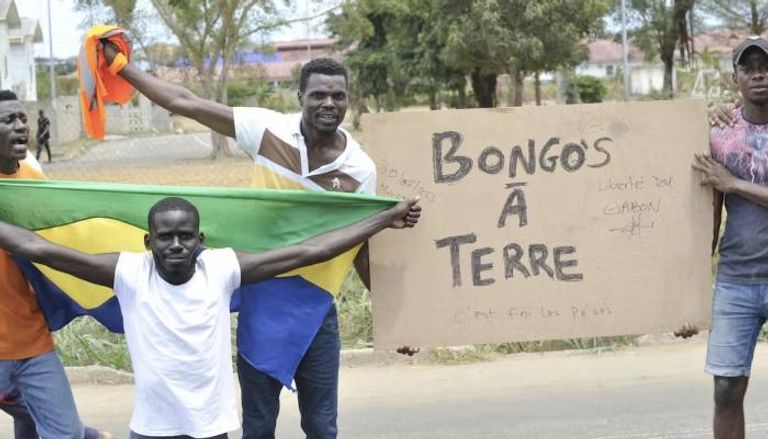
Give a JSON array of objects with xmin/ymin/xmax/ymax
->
[
  {"xmin": 0, "ymin": 0, "xmax": 42, "ymax": 101},
  {"xmin": 9, "ymin": 18, "xmax": 42, "ymax": 101},
  {"xmin": 576, "ymin": 39, "xmax": 666, "ymax": 95}
]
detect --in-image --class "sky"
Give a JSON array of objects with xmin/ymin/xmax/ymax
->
[{"xmin": 15, "ymin": 0, "xmax": 336, "ymax": 59}]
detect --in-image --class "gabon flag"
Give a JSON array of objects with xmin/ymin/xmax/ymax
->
[{"xmin": 0, "ymin": 179, "xmax": 396, "ymax": 387}]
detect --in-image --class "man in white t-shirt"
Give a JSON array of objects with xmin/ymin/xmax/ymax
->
[
  {"xmin": 0, "ymin": 196, "xmax": 420, "ymax": 439},
  {"xmin": 101, "ymin": 41, "xmax": 398, "ymax": 438}
]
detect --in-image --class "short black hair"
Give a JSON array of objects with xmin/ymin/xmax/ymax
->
[
  {"xmin": 147, "ymin": 197, "xmax": 200, "ymax": 230},
  {"xmin": 0, "ymin": 90, "xmax": 18, "ymax": 102},
  {"xmin": 299, "ymin": 57, "xmax": 348, "ymax": 92}
]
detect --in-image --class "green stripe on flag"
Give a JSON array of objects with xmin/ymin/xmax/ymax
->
[{"xmin": 0, "ymin": 179, "xmax": 398, "ymax": 252}]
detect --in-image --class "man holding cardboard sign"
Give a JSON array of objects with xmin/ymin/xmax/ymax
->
[{"xmin": 693, "ymin": 36, "xmax": 768, "ymax": 439}]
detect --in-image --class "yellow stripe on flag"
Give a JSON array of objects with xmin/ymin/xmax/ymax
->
[{"xmin": 34, "ymin": 218, "xmax": 145, "ymax": 309}]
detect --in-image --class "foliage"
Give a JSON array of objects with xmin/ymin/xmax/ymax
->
[
  {"xmin": 574, "ymin": 75, "xmax": 608, "ymax": 103},
  {"xmin": 54, "ymin": 317, "xmax": 131, "ymax": 371},
  {"xmin": 698, "ymin": 0, "xmax": 768, "ymax": 34},
  {"xmin": 331, "ymin": 0, "xmax": 608, "ymax": 109},
  {"xmin": 36, "ymin": 67, "xmax": 80, "ymax": 101},
  {"xmin": 328, "ymin": 0, "xmax": 462, "ymax": 112},
  {"xmin": 428, "ymin": 336, "xmax": 639, "ymax": 364},
  {"xmin": 337, "ymin": 272, "xmax": 374, "ymax": 347},
  {"xmin": 441, "ymin": 0, "xmax": 609, "ymax": 107}
]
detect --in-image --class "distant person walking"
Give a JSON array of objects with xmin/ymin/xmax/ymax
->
[{"xmin": 35, "ymin": 110, "xmax": 50, "ymax": 163}]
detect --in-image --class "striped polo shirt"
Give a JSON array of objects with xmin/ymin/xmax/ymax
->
[{"xmin": 233, "ymin": 107, "xmax": 376, "ymax": 194}]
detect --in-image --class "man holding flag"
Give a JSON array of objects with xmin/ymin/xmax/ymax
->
[
  {"xmin": 0, "ymin": 192, "xmax": 419, "ymax": 438},
  {"xmin": 102, "ymin": 41, "xmax": 387, "ymax": 438}
]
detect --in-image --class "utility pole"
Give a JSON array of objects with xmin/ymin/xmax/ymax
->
[
  {"xmin": 621, "ymin": 0, "xmax": 630, "ymax": 101},
  {"xmin": 47, "ymin": 0, "xmax": 56, "ymax": 109},
  {"xmin": 306, "ymin": 0, "xmax": 312, "ymax": 59}
]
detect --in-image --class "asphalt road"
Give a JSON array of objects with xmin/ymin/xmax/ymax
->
[{"xmin": 4, "ymin": 338, "xmax": 768, "ymax": 438}]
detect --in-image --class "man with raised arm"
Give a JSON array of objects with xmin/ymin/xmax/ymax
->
[
  {"xmin": 102, "ymin": 41, "xmax": 385, "ymax": 438},
  {"xmin": 0, "ymin": 195, "xmax": 420, "ymax": 438}
]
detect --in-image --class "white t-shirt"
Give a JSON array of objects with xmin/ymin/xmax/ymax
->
[
  {"xmin": 113, "ymin": 248, "xmax": 241, "ymax": 437},
  {"xmin": 233, "ymin": 107, "xmax": 377, "ymax": 194}
]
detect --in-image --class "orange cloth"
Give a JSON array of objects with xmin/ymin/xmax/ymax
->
[
  {"xmin": 77, "ymin": 25, "xmax": 134, "ymax": 140},
  {"xmin": 0, "ymin": 162, "xmax": 53, "ymax": 359}
]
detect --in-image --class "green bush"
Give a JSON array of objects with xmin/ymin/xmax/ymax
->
[{"xmin": 574, "ymin": 75, "xmax": 607, "ymax": 103}]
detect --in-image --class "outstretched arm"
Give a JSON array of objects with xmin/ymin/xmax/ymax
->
[
  {"xmin": 103, "ymin": 42, "xmax": 235, "ymax": 138},
  {"xmin": 237, "ymin": 199, "xmax": 421, "ymax": 285},
  {"xmin": 0, "ymin": 221, "xmax": 118, "ymax": 287}
]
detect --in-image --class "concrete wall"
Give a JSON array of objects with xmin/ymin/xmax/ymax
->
[
  {"xmin": 105, "ymin": 94, "xmax": 171, "ymax": 134},
  {"xmin": 22, "ymin": 94, "xmax": 172, "ymax": 156},
  {"xmin": 630, "ymin": 65, "xmax": 667, "ymax": 95},
  {"xmin": 23, "ymin": 95, "xmax": 82, "ymax": 155}
]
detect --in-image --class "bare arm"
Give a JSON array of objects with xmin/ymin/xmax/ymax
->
[
  {"xmin": 103, "ymin": 43, "xmax": 235, "ymax": 137},
  {"xmin": 237, "ymin": 199, "xmax": 421, "ymax": 285},
  {"xmin": 0, "ymin": 221, "xmax": 118, "ymax": 287},
  {"xmin": 353, "ymin": 242, "xmax": 370, "ymax": 290},
  {"xmin": 693, "ymin": 153, "xmax": 768, "ymax": 209},
  {"xmin": 713, "ymin": 190, "xmax": 724, "ymax": 255}
]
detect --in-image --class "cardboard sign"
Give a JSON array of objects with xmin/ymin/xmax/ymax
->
[{"xmin": 362, "ymin": 100, "xmax": 713, "ymax": 349}]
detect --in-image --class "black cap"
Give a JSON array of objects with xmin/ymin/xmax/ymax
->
[{"xmin": 733, "ymin": 36, "xmax": 768, "ymax": 68}]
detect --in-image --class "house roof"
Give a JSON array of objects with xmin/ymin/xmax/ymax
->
[
  {"xmin": 160, "ymin": 38, "xmax": 344, "ymax": 83},
  {"xmin": 272, "ymin": 38, "xmax": 337, "ymax": 51},
  {"xmin": 586, "ymin": 39, "xmax": 643, "ymax": 64},
  {"xmin": 10, "ymin": 18, "xmax": 43, "ymax": 44},
  {"xmin": 0, "ymin": 0, "xmax": 20, "ymax": 28},
  {"xmin": 693, "ymin": 29, "xmax": 752, "ymax": 58}
]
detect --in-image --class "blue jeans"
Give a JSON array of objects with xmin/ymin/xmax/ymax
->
[
  {"xmin": 0, "ymin": 389, "xmax": 101, "ymax": 439},
  {"xmin": 706, "ymin": 281, "xmax": 768, "ymax": 377},
  {"xmin": 238, "ymin": 305, "xmax": 340, "ymax": 439},
  {"xmin": 0, "ymin": 350, "xmax": 84, "ymax": 438}
]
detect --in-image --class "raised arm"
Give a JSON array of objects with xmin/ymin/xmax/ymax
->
[
  {"xmin": 0, "ymin": 221, "xmax": 118, "ymax": 287},
  {"xmin": 237, "ymin": 199, "xmax": 421, "ymax": 285},
  {"xmin": 102, "ymin": 42, "xmax": 235, "ymax": 138}
]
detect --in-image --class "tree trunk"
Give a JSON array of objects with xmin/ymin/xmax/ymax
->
[
  {"xmin": 534, "ymin": 72, "xmax": 542, "ymax": 106},
  {"xmin": 456, "ymin": 85, "xmax": 467, "ymax": 109},
  {"xmin": 428, "ymin": 90, "xmax": 438, "ymax": 110},
  {"xmin": 470, "ymin": 69, "xmax": 497, "ymax": 108},
  {"xmin": 208, "ymin": 48, "xmax": 237, "ymax": 159},
  {"xmin": 511, "ymin": 68, "xmax": 524, "ymax": 107},
  {"xmin": 661, "ymin": 51, "xmax": 675, "ymax": 99}
]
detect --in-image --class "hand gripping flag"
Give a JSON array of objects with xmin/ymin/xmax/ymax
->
[
  {"xmin": 0, "ymin": 179, "xmax": 396, "ymax": 386},
  {"xmin": 78, "ymin": 25, "xmax": 134, "ymax": 139}
]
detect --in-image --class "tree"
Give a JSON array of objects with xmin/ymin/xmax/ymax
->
[
  {"xmin": 328, "ymin": 0, "xmax": 468, "ymax": 113},
  {"xmin": 442, "ymin": 0, "xmax": 608, "ymax": 107},
  {"xmin": 698, "ymin": 0, "xmax": 768, "ymax": 34},
  {"xmin": 625, "ymin": 0, "xmax": 694, "ymax": 98},
  {"xmin": 328, "ymin": 0, "xmax": 403, "ymax": 112}
]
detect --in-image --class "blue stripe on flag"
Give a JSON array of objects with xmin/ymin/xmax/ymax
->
[
  {"xmin": 14, "ymin": 257, "xmax": 124, "ymax": 332},
  {"xmin": 233, "ymin": 276, "xmax": 334, "ymax": 389}
]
